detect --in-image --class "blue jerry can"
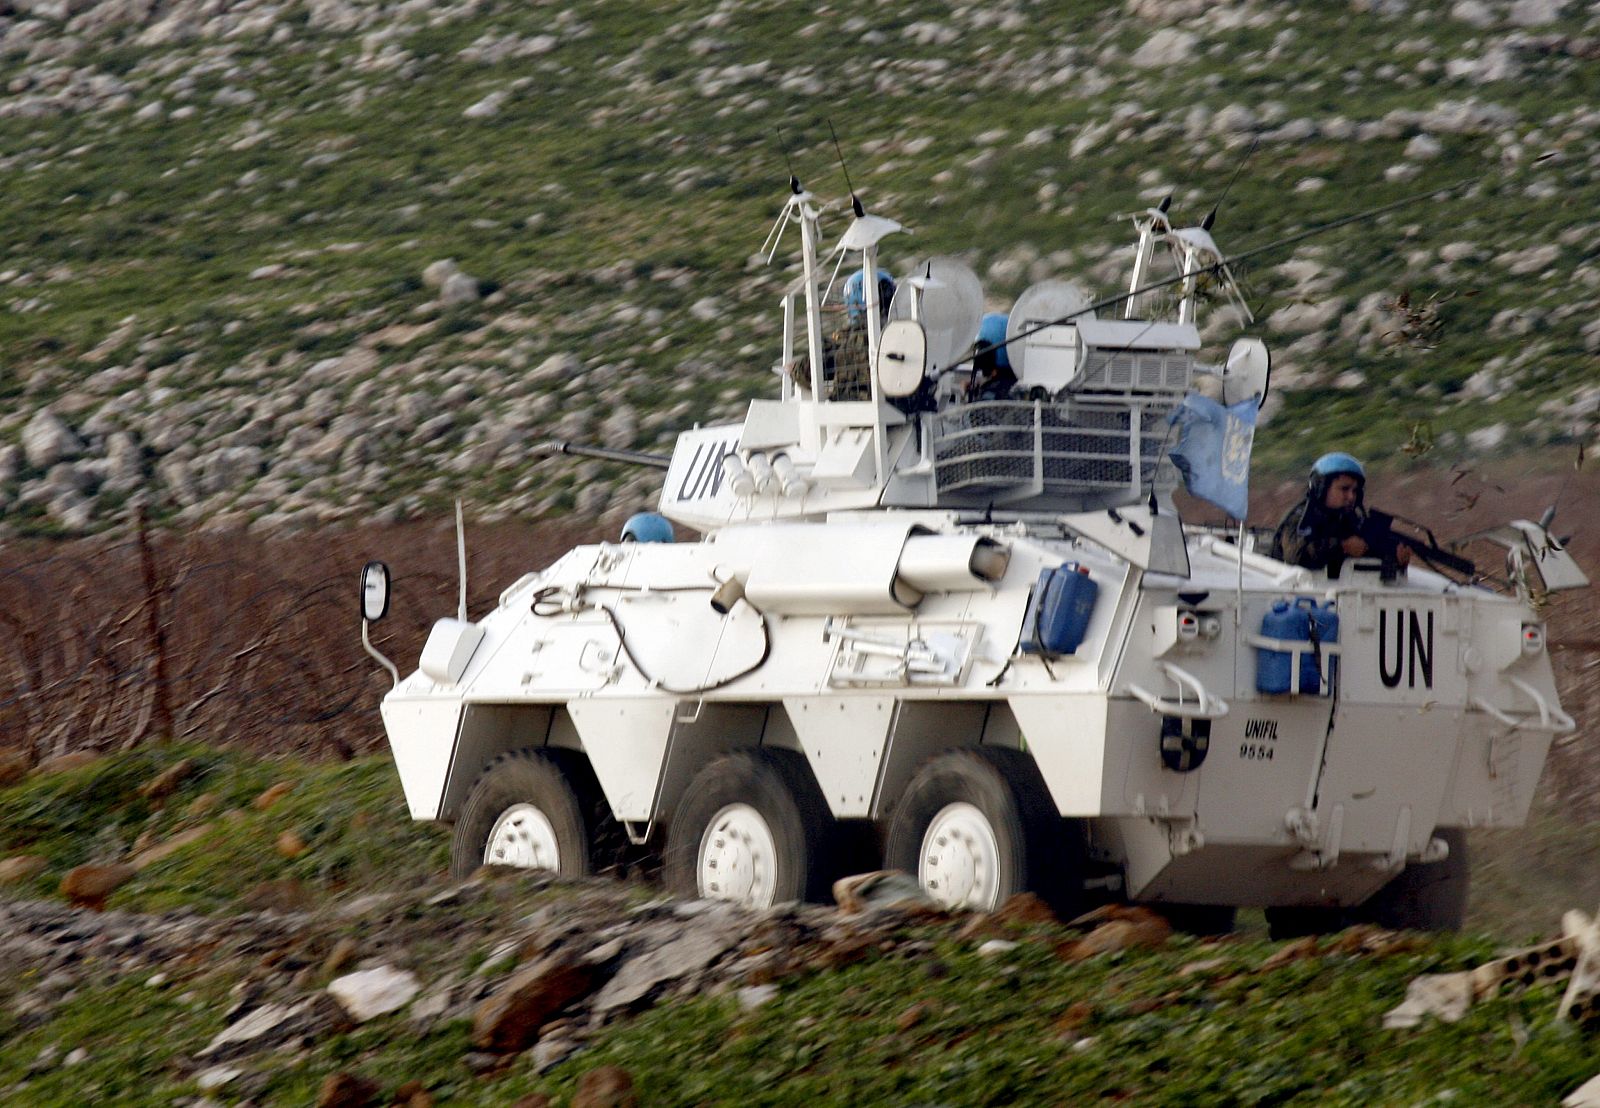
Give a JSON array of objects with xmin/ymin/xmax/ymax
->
[
  {"xmin": 1257, "ymin": 599, "xmax": 1309, "ymax": 694},
  {"xmin": 1021, "ymin": 563, "xmax": 1099, "ymax": 655},
  {"xmin": 1303, "ymin": 600, "xmax": 1339, "ymax": 694}
]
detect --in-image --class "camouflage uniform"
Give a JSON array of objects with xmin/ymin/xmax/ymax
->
[
  {"xmin": 791, "ymin": 322, "xmax": 872, "ymax": 401},
  {"xmin": 1270, "ymin": 499, "xmax": 1363, "ymax": 573}
]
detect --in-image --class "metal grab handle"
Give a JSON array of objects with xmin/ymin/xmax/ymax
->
[
  {"xmin": 1128, "ymin": 661, "xmax": 1231, "ymax": 720},
  {"xmin": 1473, "ymin": 677, "xmax": 1576, "ymax": 733},
  {"xmin": 1244, "ymin": 633, "xmax": 1342, "ymax": 656}
]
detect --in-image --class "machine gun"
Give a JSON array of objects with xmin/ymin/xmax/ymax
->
[{"xmin": 1359, "ymin": 507, "xmax": 1477, "ymax": 581}]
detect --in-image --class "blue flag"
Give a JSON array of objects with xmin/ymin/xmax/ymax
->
[{"xmin": 1167, "ymin": 393, "xmax": 1256, "ymax": 520}]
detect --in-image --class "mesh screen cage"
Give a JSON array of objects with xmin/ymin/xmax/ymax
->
[{"xmin": 929, "ymin": 398, "xmax": 1175, "ymax": 508}]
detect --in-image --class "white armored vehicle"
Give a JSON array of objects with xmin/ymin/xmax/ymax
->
[{"xmin": 361, "ymin": 178, "xmax": 1587, "ymax": 930}]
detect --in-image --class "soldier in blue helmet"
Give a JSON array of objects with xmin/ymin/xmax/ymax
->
[
  {"xmin": 620, "ymin": 512, "xmax": 674, "ymax": 543},
  {"xmin": 843, "ymin": 267, "xmax": 896, "ymax": 326},
  {"xmin": 968, "ymin": 312, "xmax": 1017, "ymax": 401},
  {"xmin": 1270, "ymin": 452, "xmax": 1409, "ymax": 573}
]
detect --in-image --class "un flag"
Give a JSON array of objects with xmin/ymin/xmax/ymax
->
[{"xmin": 1166, "ymin": 393, "xmax": 1257, "ymax": 521}]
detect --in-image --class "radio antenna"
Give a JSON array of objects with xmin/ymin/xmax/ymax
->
[
  {"xmin": 827, "ymin": 118, "xmax": 865, "ymax": 218},
  {"xmin": 777, "ymin": 124, "xmax": 801, "ymax": 195},
  {"xmin": 1202, "ymin": 136, "xmax": 1258, "ymax": 231}
]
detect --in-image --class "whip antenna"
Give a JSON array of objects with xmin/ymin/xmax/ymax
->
[
  {"xmin": 827, "ymin": 118, "xmax": 865, "ymax": 218},
  {"xmin": 1202, "ymin": 136, "xmax": 1258, "ymax": 231}
]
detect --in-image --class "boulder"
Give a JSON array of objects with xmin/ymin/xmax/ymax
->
[
  {"xmin": 472, "ymin": 951, "xmax": 597, "ymax": 1052},
  {"xmin": 60, "ymin": 863, "xmax": 137, "ymax": 910},
  {"xmin": 572, "ymin": 1066, "xmax": 637, "ymax": 1108},
  {"xmin": 0, "ymin": 855, "xmax": 48, "ymax": 883},
  {"xmin": 252, "ymin": 781, "xmax": 296, "ymax": 810},
  {"xmin": 21, "ymin": 409, "xmax": 83, "ymax": 470},
  {"xmin": 328, "ymin": 965, "xmax": 421, "ymax": 1022},
  {"xmin": 137, "ymin": 757, "xmax": 198, "ymax": 799}
]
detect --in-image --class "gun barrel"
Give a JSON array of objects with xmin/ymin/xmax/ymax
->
[{"xmin": 536, "ymin": 440, "xmax": 672, "ymax": 470}]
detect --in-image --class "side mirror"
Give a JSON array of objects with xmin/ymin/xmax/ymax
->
[
  {"xmin": 360, "ymin": 561, "xmax": 391, "ymax": 622},
  {"xmin": 876, "ymin": 318, "xmax": 928, "ymax": 398}
]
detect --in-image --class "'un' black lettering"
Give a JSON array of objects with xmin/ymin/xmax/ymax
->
[
  {"xmin": 1408, "ymin": 609, "xmax": 1434, "ymax": 689},
  {"xmin": 1379, "ymin": 609, "xmax": 1403, "ymax": 688},
  {"xmin": 676, "ymin": 443, "xmax": 707, "ymax": 500}
]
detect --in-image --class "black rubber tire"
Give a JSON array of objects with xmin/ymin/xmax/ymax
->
[
  {"xmin": 1266, "ymin": 829, "xmax": 1470, "ymax": 937},
  {"xmin": 1159, "ymin": 904, "xmax": 1238, "ymax": 936},
  {"xmin": 450, "ymin": 749, "xmax": 594, "ymax": 880},
  {"xmin": 1264, "ymin": 905, "xmax": 1346, "ymax": 940},
  {"xmin": 1353, "ymin": 828, "xmax": 1470, "ymax": 931},
  {"xmin": 663, "ymin": 749, "xmax": 830, "ymax": 906},
  {"xmin": 884, "ymin": 747, "xmax": 1080, "ymax": 913}
]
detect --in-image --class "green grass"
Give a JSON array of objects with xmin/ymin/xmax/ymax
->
[
  {"xmin": 0, "ymin": 743, "xmax": 448, "ymax": 911},
  {"xmin": 3, "ymin": 914, "xmax": 1597, "ymax": 1106}
]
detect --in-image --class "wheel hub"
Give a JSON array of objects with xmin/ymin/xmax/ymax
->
[
  {"xmin": 920, "ymin": 801, "xmax": 1001, "ymax": 910},
  {"xmin": 697, "ymin": 803, "xmax": 778, "ymax": 908},
  {"xmin": 484, "ymin": 803, "xmax": 561, "ymax": 871}
]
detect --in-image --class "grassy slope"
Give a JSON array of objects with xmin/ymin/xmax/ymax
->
[
  {"xmin": 1, "ymin": 1, "xmax": 1597, "ymax": 531},
  {"xmin": 2, "ymin": 746, "xmax": 1599, "ymax": 1105}
]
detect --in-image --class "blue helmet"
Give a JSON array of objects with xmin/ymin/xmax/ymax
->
[
  {"xmin": 1311, "ymin": 452, "xmax": 1365, "ymax": 481},
  {"xmin": 977, "ymin": 312, "xmax": 1011, "ymax": 370},
  {"xmin": 621, "ymin": 512, "xmax": 674, "ymax": 543},
  {"xmin": 844, "ymin": 268, "xmax": 895, "ymax": 321}
]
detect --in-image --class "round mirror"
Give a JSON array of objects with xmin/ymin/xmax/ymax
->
[{"xmin": 361, "ymin": 561, "xmax": 391, "ymax": 623}]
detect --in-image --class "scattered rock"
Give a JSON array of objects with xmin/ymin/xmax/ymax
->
[
  {"xmin": 0, "ymin": 855, "xmax": 48, "ymax": 884},
  {"xmin": 200, "ymin": 999, "xmax": 314, "ymax": 1058},
  {"xmin": 472, "ymin": 952, "xmax": 597, "ymax": 1053},
  {"xmin": 22, "ymin": 409, "xmax": 84, "ymax": 470},
  {"xmin": 241, "ymin": 877, "xmax": 313, "ymax": 913},
  {"xmin": 59, "ymin": 863, "xmax": 137, "ymax": 910},
  {"xmin": 328, "ymin": 965, "xmax": 421, "ymax": 1023},
  {"xmin": 186, "ymin": 792, "xmax": 222, "ymax": 819},
  {"xmin": 1382, "ymin": 971, "xmax": 1475, "ymax": 1028},
  {"xmin": 252, "ymin": 781, "xmax": 296, "ymax": 810},
  {"xmin": 572, "ymin": 1065, "xmax": 637, "ymax": 1108},
  {"xmin": 322, "ymin": 936, "xmax": 360, "ymax": 978},
  {"xmin": 1260, "ymin": 936, "xmax": 1321, "ymax": 971},
  {"xmin": 593, "ymin": 923, "xmax": 740, "ymax": 1013},
  {"xmin": 509, "ymin": 1096, "xmax": 553, "ymax": 1108},
  {"xmin": 137, "ymin": 757, "xmax": 198, "ymax": 799},
  {"xmin": 131, "ymin": 823, "xmax": 213, "ymax": 870},
  {"xmin": 1058, "ymin": 906, "xmax": 1172, "ymax": 961},
  {"xmin": 832, "ymin": 870, "xmax": 934, "ymax": 914},
  {"xmin": 440, "ymin": 272, "xmax": 481, "ymax": 305},
  {"xmin": 315, "ymin": 1071, "xmax": 379, "ymax": 1108},
  {"xmin": 276, "ymin": 829, "xmax": 309, "ymax": 859},
  {"xmin": 421, "ymin": 259, "xmax": 460, "ymax": 289},
  {"xmin": 195, "ymin": 1064, "xmax": 243, "ymax": 1091}
]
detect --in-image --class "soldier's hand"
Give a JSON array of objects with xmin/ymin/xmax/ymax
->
[
  {"xmin": 1341, "ymin": 536, "xmax": 1369, "ymax": 557},
  {"xmin": 1396, "ymin": 544, "xmax": 1412, "ymax": 568}
]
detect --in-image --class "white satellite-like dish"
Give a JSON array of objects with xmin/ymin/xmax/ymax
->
[
  {"xmin": 876, "ymin": 319, "xmax": 928, "ymax": 398},
  {"xmin": 888, "ymin": 256, "xmax": 983, "ymax": 374},
  {"xmin": 1222, "ymin": 336, "xmax": 1271, "ymax": 411},
  {"xmin": 1006, "ymin": 279, "xmax": 1095, "ymax": 391}
]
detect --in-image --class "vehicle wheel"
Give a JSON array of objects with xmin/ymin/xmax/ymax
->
[
  {"xmin": 1353, "ymin": 828, "xmax": 1470, "ymax": 931},
  {"xmin": 1159, "ymin": 904, "xmax": 1237, "ymax": 936},
  {"xmin": 884, "ymin": 747, "xmax": 1076, "ymax": 913},
  {"xmin": 663, "ymin": 749, "xmax": 830, "ymax": 908},
  {"xmin": 1264, "ymin": 905, "xmax": 1346, "ymax": 940},
  {"xmin": 450, "ymin": 749, "xmax": 594, "ymax": 880}
]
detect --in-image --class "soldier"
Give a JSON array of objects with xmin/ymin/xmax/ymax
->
[{"xmin": 1270, "ymin": 452, "xmax": 1410, "ymax": 574}]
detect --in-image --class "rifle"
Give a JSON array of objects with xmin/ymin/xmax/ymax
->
[{"xmin": 1359, "ymin": 507, "xmax": 1477, "ymax": 580}]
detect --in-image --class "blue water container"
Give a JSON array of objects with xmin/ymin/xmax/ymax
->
[
  {"xmin": 1304, "ymin": 600, "xmax": 1339, "ymax": 694},
  {"xmin": 1257, "ymin": 599, "xmax": 1309, "ymax": 694},
  {"xmin": 1021, "ymin": 563, "xmax": 1099, "ymax": 655}
]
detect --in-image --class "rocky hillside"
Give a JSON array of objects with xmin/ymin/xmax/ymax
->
[{"xmin": 0, "ymin": 0, "xmax": 1598, "ymax": 535}]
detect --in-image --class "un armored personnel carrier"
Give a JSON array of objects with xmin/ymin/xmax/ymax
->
[{"xmin": 360, "ymin": 179, "xmax": 1587, "ymax": 930}]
